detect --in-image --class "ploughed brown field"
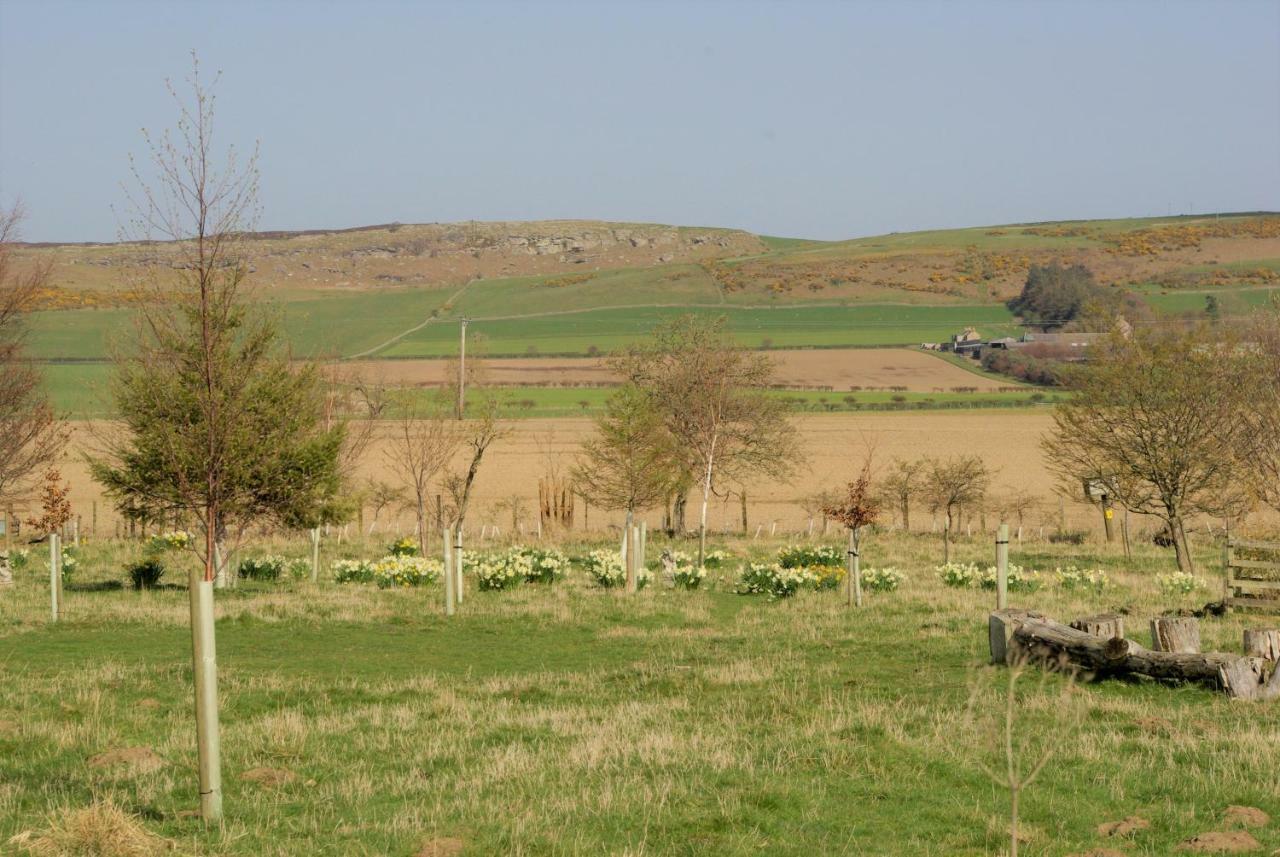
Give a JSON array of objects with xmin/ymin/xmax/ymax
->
[
  {"xmin": 56, "ymin": 410, "xmax": 1146, "ymax": 538},
  {"xmin": 338, "ymin": 348, "xmax": 1012, "ymax": 392}
]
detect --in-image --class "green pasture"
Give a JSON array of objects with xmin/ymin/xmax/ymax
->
[
  {"xmin": 1, "ymin": 531, "xmax": 1274, "ymax": 855},
  {"xmin": 384, "ymin": 304, "xmax": 1020, "ymax": 358}
]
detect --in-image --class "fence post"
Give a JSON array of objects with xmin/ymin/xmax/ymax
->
[
  {"xmin": 443, "ymin": 526, "xmax": 455, "ymax": 616},
  {"xmin": 49, "ymin": 533, "xmax": 61, "ymax": 622},
  {"xmin": 1121, "ymin": 509, "xmax": 1132, "ymax": 561},
  {"xmin": 309, "ymin": 527, "xmax": 321, "ymax": 583},
  {"xmin": 639, "ymin": 521, "xmax": 647, "ymax": 573},
  {"xmin": 454, "ymin": 525, "xmax": 464, "ymax": 604},
  {"xmin": 847, "ymin": 527, "xmax": 862, "ymax": 608},
  {"xmin": 996, "ymin": 523, "xmax": 1009, "ymax": 611}
]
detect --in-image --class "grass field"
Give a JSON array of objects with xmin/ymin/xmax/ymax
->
[{"xmin": 1, "ymin": 531, "xmax": 1276, "ymax": 855}]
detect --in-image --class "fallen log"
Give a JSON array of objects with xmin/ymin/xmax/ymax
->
[
  {"xmin": 988, "ymin": 609, "xmax": 1044, "ymax": 665},
  {"xmin": 1005, "ymin": 615, "xmax": 1273, "ymax": 700}
]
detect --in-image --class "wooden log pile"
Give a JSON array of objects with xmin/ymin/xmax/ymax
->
[{"xmin": 989, "ymin": 610, "xmax": 1280, "ymax": 701}]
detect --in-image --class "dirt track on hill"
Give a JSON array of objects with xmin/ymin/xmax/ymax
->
[{"xmin": 338, "ymin": 348, "xmax": 1010, "ymax": 392}]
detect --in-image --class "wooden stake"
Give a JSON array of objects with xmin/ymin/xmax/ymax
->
[
  {"xmin": 189, "ymin": 565, "xmax": 223, "ymax": 821},
  {"xmin": 309, "ymin": 528, "xmax": 321, "ymax": 583},
  {"xmin": 847, "ymin": 527, "xmax": 862, "ymax": 608},
  {"xmin": 443, "ymin": 526, "xmax": 455, "ymax": 616},
  {"xmin": 49, "ymin": 533, "xmax": 60, "ymax": 622},
  {"xmin": 996, "ymin": 523, "xmax": 1009, "ymax": 611},
  {"xmin": 454, "ymin": 526, "xmax": 464, "ymax": 604}
]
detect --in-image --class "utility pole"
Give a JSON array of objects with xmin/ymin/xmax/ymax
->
[{"xmin": 457, "ymin": 317, "xmax": 469, "ymax": 420}]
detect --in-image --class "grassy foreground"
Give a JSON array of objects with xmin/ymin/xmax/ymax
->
[{"xmin": 1, "ymin": 532, "xmax": 1277, "ymax": 856}]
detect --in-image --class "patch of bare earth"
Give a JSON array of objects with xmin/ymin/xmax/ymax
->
[
  {"xmin": 1179, "ymin": 831, "xmax": 1262, "ymax": 853},
  {"xmin": 239, "ymin": 766, "xmax": 298, "ymax": 787},
  {"xmin": 1224, "ymin": 806, "xmax": 1270, "ymax": 829},
  {"xmin": 1098, "ymin": 816, "xmax": 1150, "ymax": 838},
  {"xmin": 338, "ymin": 348, "xmax": 1013, "ymax": 392},
  {"xmin": 415, "ymin": 836, "xmax": 465, "ymax": 857},
  {"xmin": 86, "ymin": 747, "xmax": 164, "ymax": 774}
]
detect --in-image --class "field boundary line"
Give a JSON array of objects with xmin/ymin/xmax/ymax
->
[{"xmin": 344, "ymin": 278, "xmax": 478, "ymax": 359}]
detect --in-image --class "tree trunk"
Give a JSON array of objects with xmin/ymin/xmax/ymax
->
[
  {"xmin": 943, "ymin": 511, "xmax": 952, "ymax": 564},
  {"xmin": 1169, "ymin": 512, "xmax": 1195, "ymax": 575},
  {"xmin": 698, "ymin": 458, "xmax": 713, "ymax": 570},
  {"xmin": 1151, "ymin": 617, "xmax": 1200, "ymax": 653},
  {"xmin": 1243, "ymin": 629, "xmax": 1280, "ymax": 661},
  {"xmin": 415, "ymin": 493, "xmax": 428, "ymax": 559},
  {"xmin": 740, "ymin": 491, "xmax": 748, "ymax": 535},
  {"xmin": 901, "ymin": 496, "xmax": 910, "ymax": 532},
  {"xmin": 672, "ymin": 491, "xmax": 687, "ymax": 535},
  {"xmin": 623, "ymin": 508, "xmax": 635, "ymax": 593}
]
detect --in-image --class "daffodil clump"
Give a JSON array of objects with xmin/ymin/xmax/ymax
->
[
  {"xmin": 937, "ymin": 562, "xmax": 981, "ymax": 588},
  {"xmin": 580, "ymin": 549, "xmax": 650, "ymax": 589},
  {"xmin": 6, "ymin": 548, "xmax": 30, "ymax": 570},
  {"xmin": 47, "ymin": 546, "xmax": 79, "ymax": 582},
  {"xmin": 672, "ymin": 563, "xmax": 706, "ymax": 590},
  {"xmin": 1055, "ymin": 565, "xmax": 1109, "ymax": 592},
  {"xmin": 777, "ymin": 544, "xmax": 842, "ymax": 570},
  {"xmin": 388, "ymin": 537, "xmax": 419, "ymax": 557},
  {"xmin": 937, "ymin": 562, "xmax": 1041, "ymax": 592},
  {"xmin": 332, "ymin": 558, "xmax": 375, "ymax": 585},
  {"xmin": 736, "ymin": 562, "xmax": 818, "ymax": 598},
  {"xmin": 370, "ymin": 555, "xmax": 441, "ymax": 588},
  {"xmin": 861, "ymin": 566, "xmax": 904, "ymax": 592},
  {"xmin": 148, "ymin": 530, "xmax": 191, "ymax": 552},
  {"xmin": 1157, "ymin": 572, "xmax": 1202, "ymax": 597},
  {"xmin": 519, "ymin": 547, "xmax": 569, "ymax": 584}
]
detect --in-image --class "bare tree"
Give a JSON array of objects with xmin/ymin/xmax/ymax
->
[
  {"xmin": 923, "ymin": 455, "xmax": 991, "ymax": 562},
  {"xmin": 385, "ymin": 394, "xmax": 460, "ymax": 556},
  {"xmin": 1240, "ymin": 306, "xmax": 1280, "ymax": 514},
  {"xmin": 613, "ymin": 315, "xmax": 803, "ymax": 566},
  {"xmin": 1043, "ymin": 326, "xmax": 1251, "ymax": 573},
  {"xmin": 0, "ymin": 204, "xmax": 66, "ymax": 503},
  {"xmin": 446, "ymin": 393, "xmax": 508, "ymax": 532},
  {"xmin": 879, "ymin": 457, "xmax": 924, "ymax": 531},
  {"xmin": 363, "ymin": 479, "xmax": 405, "ymax": 536}
]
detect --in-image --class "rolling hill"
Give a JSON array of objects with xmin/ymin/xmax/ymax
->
[{"xmin": 13, "ymin": 213, "xmax": 1280, "ymax": 365}]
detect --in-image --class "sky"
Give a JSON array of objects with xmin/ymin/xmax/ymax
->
[{"xmin": 1, "ymin": 0, "xmax": 1278, "ymax": 242}]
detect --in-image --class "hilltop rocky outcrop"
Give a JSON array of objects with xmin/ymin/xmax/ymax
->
[{"xmin": 18, "ymin": 220, "xmax": 766, "ymax": 296}]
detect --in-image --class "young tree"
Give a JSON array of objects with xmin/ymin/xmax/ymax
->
[
  {"xmin": 364, "ymin": 479, "xmax": 406, "ymax": 536},
  {"xmin": 27, "ymin": 468, "xmax": 72, "ymax": 536},
  {"xmin": 923, "ymin": 455, "xmax": 991, "ymax": 562},
  {"xmin": 89, "ymin": 59, "xmax": 343, "ymax": 822},
  {"xmin": 879, "ymin": 457, "xmax": 924, "ymax": 531},
  {"xmin": 823, "ymin": 456, "xmax": 881, "ymax": 607},
  {"xmin": 385, "ymin": 395, "xmax": 460, "ymax": 556},
  {"xmin": 572, "ymin": 384, "xmax": 675, "ymax": 541},
  {"xmin": 613, "ymin": 315, "xmax": 803, "ymax": 566},
  {"xmin": 445, "ymin": 392, "xmax": 507, "ymax": 533},
  {"xmin": 1043, "ymin": 326, "xmax": 1250, "ymax": 573},
  {"xmin": 0, "ymin": 205, "xmax": 66, "ymax": 503}
]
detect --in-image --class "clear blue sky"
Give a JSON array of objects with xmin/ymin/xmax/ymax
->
[{"xmin": 2, "ymin": 0, "xmax": 1277, "ymax": 242}]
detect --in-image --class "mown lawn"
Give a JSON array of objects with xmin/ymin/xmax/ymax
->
[{"xmin": 1, "ymin": 532, "xmax": 1276, "ymax": 856}]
